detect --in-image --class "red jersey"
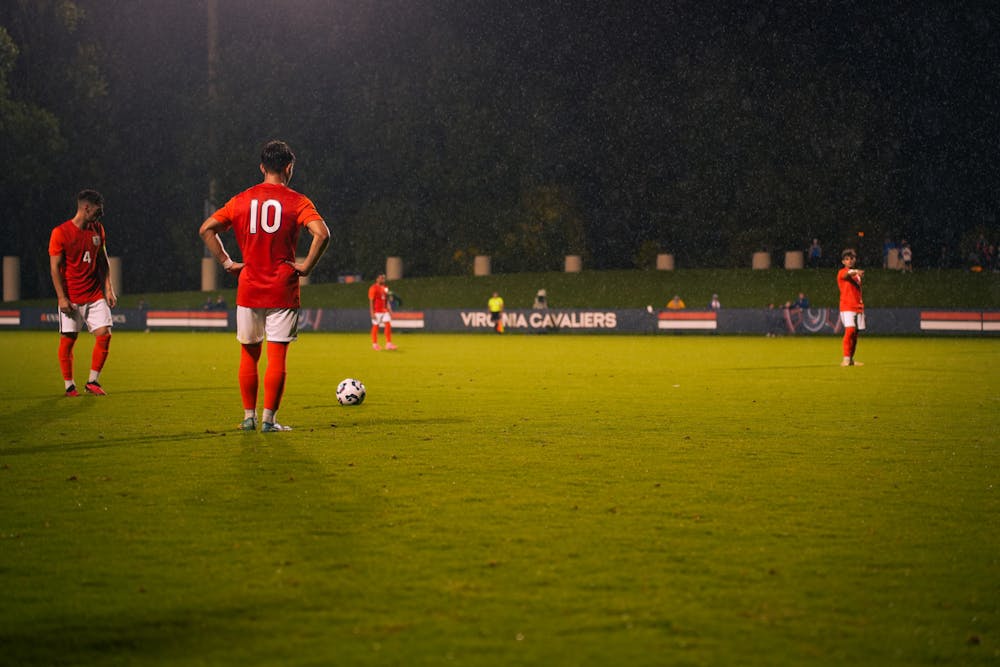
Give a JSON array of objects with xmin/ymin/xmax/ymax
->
[
  {"xmin": 368, "ymin": 283, "xmax": 389, "ymax": 312},
  {"xmin": 48, "ymin": 219, "xmax": 107, "ymax": 303},
  {"xmin": 212, "ymin": 183, "xmax": 322, "ymax": 308},
  {"xmin": 837, "ymin": 267, "xmax": 864, "ymax": 312}
]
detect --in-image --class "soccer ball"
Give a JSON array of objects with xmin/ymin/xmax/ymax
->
[{"xmin": 336, "ymin": 378, "xmax": 366, "ymax": 406}]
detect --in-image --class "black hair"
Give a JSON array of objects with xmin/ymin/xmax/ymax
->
[{"xmin": 260, "ymin": 140, "xmax": 295, "ymax": 174}]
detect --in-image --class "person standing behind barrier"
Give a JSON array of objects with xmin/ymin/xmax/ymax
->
[
  {"xmin": 808, "ymin": 238, "xmax": 822, "ymax": 267},
  {"xmin": 199, "ymin": 140, "xmax": 331, "ymax": 432},
  {"xmin": 369, "ymin": 273, "xmax": 396, "ymax": 350},
  {"xmin": 49, "ymin": 189, "xmax": 117, "ymax": 397},
  {"xmin": 837, "ymin": 248, "xmax": 865, "ymax": 367},
  {"xmin": 488, "ymin": 291, "xmax": 505, "ymax": 333}
]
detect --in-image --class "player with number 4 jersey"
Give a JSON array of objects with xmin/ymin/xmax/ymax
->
[{"xmin": 200, "ymin": 140, "xmax": 330, "ymax": 432}]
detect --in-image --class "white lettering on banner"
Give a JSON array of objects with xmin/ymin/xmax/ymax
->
[{"xmin": 460, "ymin": 311, "xmax": 617, "ymax": 329}]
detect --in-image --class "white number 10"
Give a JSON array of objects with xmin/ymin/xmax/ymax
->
[{"xmin": 249, "ymin": 199, "xmax": 282, "ymax": 234}]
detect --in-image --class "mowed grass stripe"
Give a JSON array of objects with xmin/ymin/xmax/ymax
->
[{"xmin": 0, "ymin": 332, "xmax": 997, "ymax": 666}]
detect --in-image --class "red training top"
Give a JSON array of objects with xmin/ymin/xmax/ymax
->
[
  {"xmin": 837, "ymin": 267, "xmax": 864, "ymax": 312},
  {"xmin": 212, "ymin": 183, "xmax": 322, "ymax": 308},
  {"xmin": 368, "ymin": 283, "xmax": 389, "ymax": 312},
  {"xmin": 48, "ymin": 219, "xmax": 107, "ymax": 303}
]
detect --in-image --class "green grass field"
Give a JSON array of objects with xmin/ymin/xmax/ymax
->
[{"xmin": 1, "ymin": 331, "xmax": 998, "ymax": 666}]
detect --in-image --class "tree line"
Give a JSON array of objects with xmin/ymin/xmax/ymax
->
[{"xmin": 2, "ymin": 1, "xmax": 996, "ymax": 298}]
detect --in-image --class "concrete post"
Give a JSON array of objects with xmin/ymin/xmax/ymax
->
[
  {"xmin": 473, "ymin": 255, "xmax": 491, "ymax": 276},
  {"xmin": 564, "ymin": 255, "xmax": 582, "ymax": 273},
  {"xmin": 784, "ymin": 251, "xmax": 804, "ymax": 270},
  {"xmin": 3, "ymin": 256, "xmax": 20, "ymax": 302},
  {"xmin": 201, "ymin": 257, "xmax": 218, "ymax": 292},
  {"xmin": 386, "ymin": 256, "xmax": 403, "ymax": 281},
  {"xmin": 752, "ymin": 252, "xmax": 771, "ymax": 270},
  {"xmin": 656, "ymin": 253, "xmax": 675, "ymax": 270}
]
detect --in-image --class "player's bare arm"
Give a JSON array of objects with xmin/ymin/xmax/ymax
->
[
  {"xmin": 49, "ymin": 253, "xmax": 74, "ymax": 315},
  {"xmin": 289, "ymin": 218, "xmax": 330, "ymax": 276},
  {"xmin": 199, "ymin": 217, "xmax": 244, "ymax": 274},
  {"xmin": 97, "ymin": 244, "xmax": 118, "ymax": 308}
]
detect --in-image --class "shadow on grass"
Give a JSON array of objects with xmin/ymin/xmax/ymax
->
[
  {"xmin": 1, "ymin": 430, "xmax": 223, "ymax": 457},
  {"xmin": 0, "ymin": 601, "xmax": 280, "ymax": 666}
]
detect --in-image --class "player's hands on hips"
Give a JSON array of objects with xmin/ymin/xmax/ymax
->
[
  {"xmin": 225, "ymin": 261, "xmax": 244, "ymax": 275},
  {"xmin": 287, "ymin": 260, "xmax": 310, "ymax": 276}
]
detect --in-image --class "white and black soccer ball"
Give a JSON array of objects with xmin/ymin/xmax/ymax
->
[{"xmin": 336, "ymin": 378, "xmax": 366, "ymax": 406}]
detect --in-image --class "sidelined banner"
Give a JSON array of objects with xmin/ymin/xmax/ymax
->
[
  {"xmin": 146, "ymin": 310, "xmax": 228, "ymax": 329},
  {"xmin": 0, "ymin": 309, "xmax": 20, "ymax": 326},
  {"xmin": 919, "ymin": 311, "xmax": 982, "ymax": 332},
  {"xmin": 391, "ymin": 311, "xmax": 425, "ymax": 329},
  {"xmin": 658, "ymin": 311, "xmax": 717, "ymax": 330}
]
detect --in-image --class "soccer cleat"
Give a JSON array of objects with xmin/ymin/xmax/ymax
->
[
  {"xmin": 262, "ymin": 422, "xmax": 292, "ymax": 432},
  {"xmin": 84, "ymin": 381, "xmax": 107, "ymax": 396},
  {"xmin": 385, "ymin": 342, "xmax": 397, "ymax": 350},
  {"xmin": 238, "ymin": 416, "xmax": 257, "ymax": 431},
  {"xmin": 372, "ymin": 343, "xmax": 381, "ymax": 351},
  {"xmin": 65, "ymin": 384, "xmax": 79, "ymax": 397}
]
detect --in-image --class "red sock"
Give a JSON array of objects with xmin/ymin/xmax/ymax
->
[
  {"xmin": 263, "ymin": 341, "xmax": 288, "ymax": 413},
  {"xmin": 240, "ymin": 343, "xmax": 262, "ymax": 410},
  {"xmin": 842, "ymin": 327, "xmax": 857, "ymax": 358},
  {"xmin": 58, "ymin": 336, "xmax": 76, "ymax": 380},
  {"xmin": 91, "ymin": 334, "xmax": 111, "ymax": 374},
  {"xmin": 371, "ymin": 325, "xmax": 379, "ymax": 343},
  {"xmin": 384, "ymin": 321, "xmax": 392, "ymax": 343}
]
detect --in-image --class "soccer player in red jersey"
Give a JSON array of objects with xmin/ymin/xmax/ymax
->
[
  {"xmin": 837, "ymin": 248, "xmax": 865, "ymax": 366},
  {"xmin": 368, "ymin": 273, "xmax": 396, "ymax": 350},
  {"xmin": 199, "ymin": 140, "xmax": 330, "ymax": 432},
  {"xmin": 49, "ymin": 189, "xmax": 117, "ymax": 396}
]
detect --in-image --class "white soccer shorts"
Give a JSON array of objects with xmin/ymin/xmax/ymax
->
[
  {"xmin": 236, "ymin": 306, "xmax": 299, "ymax": 344},
  {"xmin": 59, "ymin": 299, "xmax": 113, "ymax": 334},
  {"xmin": 840, "ymin": 311, "xmax": 866, "ymax": 331},
  {"xmin": 371, "ymin": 311, "xmax": 392, "ymax": 326}
]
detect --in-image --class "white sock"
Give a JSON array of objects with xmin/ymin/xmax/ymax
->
[
  {"xmin": 88, "ymin": 370, "xmax": 100, "ymax": 383},
  {"xmin": 65, "ymin": 379, "xmax": 75, "ymax": 390},
  {"xmin": 262, "ymin": 409, "xmax": 275, "ymax": 424},
  {"xmin": 244, "ymin": 409, "xmax": 256, "ymax": 420}
]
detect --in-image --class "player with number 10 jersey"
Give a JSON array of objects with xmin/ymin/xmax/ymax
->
[{"xmin": 211, "ymin": 183, "xmax": 322, "ymax": 309}]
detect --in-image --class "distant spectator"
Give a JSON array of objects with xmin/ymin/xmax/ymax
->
[
  {"xmin": 882, "ymin": 235, "xmax": 896, "ymax": 268},
  {"xmin": 203, "ymin": 296, "xmax": 214, "ymax": 310},
  {"xmin": 900, "ymin": 240, "xmax": 912, "ymax": 272},
  {"xmin": 792, "ymin": 292, "xmax": 809, "ymax": 310},
  {"xmin": 807, "ymin": 238, "xmax": 822, "ymax": 268},
  {"xmin": 213, "ymin": 294, "xmax": 227, "ymax": 310},
  {"xmin": 533, "ymin": 289, "xmax": 548, "ymax": 309},
  {"xmin": 709, "ymin": 293, "xmax": 721, "ymax": 310},
  {"xmin": 666, "ymin": 295, "xmax": 686, "ymax": 310},
  {"xmin": 974, "ymin": 234, "xmax": 988, "ymax": 265}
]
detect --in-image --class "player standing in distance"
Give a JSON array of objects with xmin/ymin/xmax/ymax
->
[
  {"xmin": 369, "ymin": 273, "xmax": 396, "ymax": 350},
  {"xmin": 837, "ymin": 248, "xmax": 865, "ymax": 367},
  {"xmin": 488, "ymin": 291, "xmax": 505, "ymax": 333},
  {"xmin": 199, "ymin": 140, "xmax": 330, "ymax": 432},
  {"xmin": 49, "ymin": 189, "xmax": 117, "ymax": 396}
]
